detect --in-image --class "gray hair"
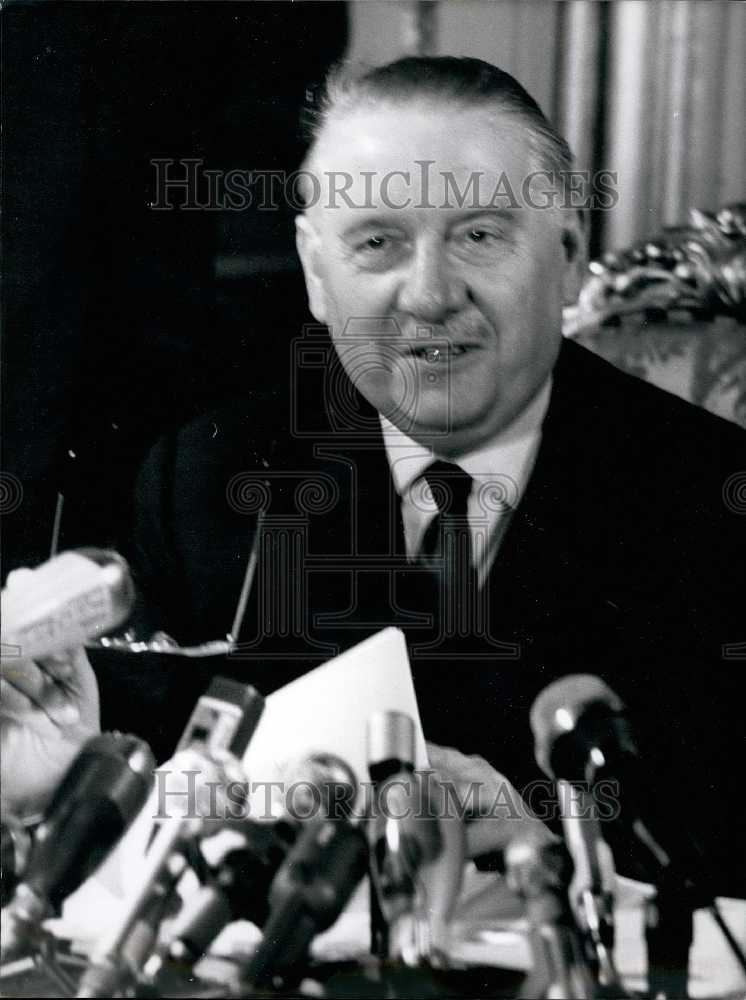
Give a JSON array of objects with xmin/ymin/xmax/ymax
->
[{"xmin": 302, "ymin": 55, "xmax": 574, "ymax": 179}]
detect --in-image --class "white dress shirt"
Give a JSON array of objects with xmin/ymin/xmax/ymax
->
[{"xmin": 380, "ymin": 378, "xmax": 552, "ymax": 587}]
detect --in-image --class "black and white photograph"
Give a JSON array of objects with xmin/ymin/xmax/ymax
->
[{"xmin": 1, "ymin": 2, "xmax": 745, "ymax": 997}]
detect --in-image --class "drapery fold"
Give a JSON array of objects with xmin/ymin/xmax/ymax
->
[{"xmin": 347, "ymin": 0, "xmax": 745, "ymax": 254}]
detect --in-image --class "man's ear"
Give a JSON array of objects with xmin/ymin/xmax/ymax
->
[
  {"xmin": 560, "ymin": 209, "xmax": 588, "ymax": 306},
  {"xmin": 295, "ymin": 214, "xmax": 328, "ymax": 324}
]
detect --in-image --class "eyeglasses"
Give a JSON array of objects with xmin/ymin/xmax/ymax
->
[
  {"xmin": 86, "ymin": 632, "xmax": 237, "ymax": 658},
  {"xmin": 85, "ymin": 511, "xmax": 265, "ymax": 659}
]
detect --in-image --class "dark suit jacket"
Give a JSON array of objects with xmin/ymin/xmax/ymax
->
[{"xmin": 94, "ymin": 338, "xmax": 746, "ymax": 892}]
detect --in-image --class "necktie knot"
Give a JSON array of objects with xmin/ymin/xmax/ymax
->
[
  {"xmin": 422, "ymin": 460, "xmax": 473, "ymax": 518},
  {"xmin": 419, "ymin": 461, "xmax": 473, "ymax": 564}
]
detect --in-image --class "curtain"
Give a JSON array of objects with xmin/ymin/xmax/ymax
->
[{"xmin": 347, "ymin": 0, "xmax": 745, "ymax": 256}]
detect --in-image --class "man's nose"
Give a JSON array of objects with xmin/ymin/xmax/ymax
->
[{"xmin": 397, "ymin": 243, "xmax": 466, "ymax": 322}]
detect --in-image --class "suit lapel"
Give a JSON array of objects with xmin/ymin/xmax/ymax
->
[{"xmin": 489, "ymin": 338, "xmax": 626, "ymax": 633}]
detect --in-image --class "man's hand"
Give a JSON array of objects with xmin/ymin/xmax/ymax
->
[
  {"xmin": 426, "ymin": 742, "xmax": 553, "ymax": 859},
  {"xmin": 1, "ymin": 646, "xmax": 100, "ymax": 820}
]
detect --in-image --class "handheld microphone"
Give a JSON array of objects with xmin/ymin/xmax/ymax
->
[
  {"xmin": 506, "ymin": 833, "xmax": 597, "ymax": 1000},
  {"xmin": 0, "ymin": 733, "xmax": 155, "ymax": 962},
  {"xmin": 1, "ymin": 549, "xmax": 135, "ymax": 661},
  {"xmin": 243, "ymin": 816, "xmax": 369, "ymax": 988}
]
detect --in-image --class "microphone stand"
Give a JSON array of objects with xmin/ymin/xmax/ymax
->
[
  {"xmin": 556, "ymin": 781, "xmax": 627, "ymax": 996},
  {"xmin": 506, "ymin": 835, "xmax": 598, "ymax": 1000},
  {"xmin": 644, "ymin": 877, "xmax": 694, "ymax": 1000},
  {"xmin": 635, "ymin": 823, "xmax": 746, "ymax": 998}
]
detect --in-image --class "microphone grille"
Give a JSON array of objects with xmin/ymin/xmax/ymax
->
[
  {"xmin": 366, "ymin": 710, "xmax": 415, "ymax": 769},
  {"xmin": 531, "ymin": 674, "xmax": 624, "ymax": 738},
  {"xmin": 530, "ymin": 674, "xmax": 625, "ymax": 776}
]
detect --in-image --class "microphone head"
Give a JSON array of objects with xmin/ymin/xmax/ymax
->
[
  {"xmin": 285, "ymin": 752, "xmax": 358, "ymax": 821},
  {"xmin": 530, "ymin": 674, "xmax": 628, "ymax": 780},
  {"xmin": 40, "ymin": 732, "xmax": 155, "ymax": 830},
  {"xmin": 246, "ymin": 819, "xmax": 369, "ymax": 986},
  {"xmin": 1, "ymin": 733, "xmax": 157, "ymax": 961},
  {"xmin": 367, "ymin": 711, "xmax": 415, "ymax": 780},
  {"xmin": 505, "ymin": 832, "xmax": 572, "ymax": 902}
]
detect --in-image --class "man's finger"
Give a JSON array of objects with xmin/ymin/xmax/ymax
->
[
  {"xmin": 1, "ymin": 656, "xmax": 46, "ymax": 702},
  {"xmin": 0, "ymin": 675, "xmax": 36, "ymax": 717},
  {"xmin": 0, "ymin": 659, "xmax": 80, "ymax": 726},
  {"xmin": 37, "ymin": 652, "xmax": 76, "ymax": 682}
]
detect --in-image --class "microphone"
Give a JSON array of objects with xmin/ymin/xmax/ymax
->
[
  {"xmin": 243, "ymin": 816, "xmax": 369, "ymax": 988},
  {"xmin": 505, "ymin": 833, "xmax": 597, "ymax": 1000},
  {"xmin": 282, "ymin": 751, "xmax": 359, "ymax": 824},
  {"xmin": 173, "ymin": 674, "xmax": 266, "ymax": 762},
  {"xmin": 1, "ymin": 549, "xmax": 135, "ymax": 661},
  {"xmin": 530, "ymin": 674, "xmax": 746, "ymax": 993},
  {"xmin": 145, "ymin": 751, "xmax": 358, "ymax": 982},
  {"xmin": 146, "ymin": 821, "xmax": 286, "ymax": 976},
  {"xmin": 366, "ymin": 711, "xmax": 464, "ymax": 967},
  {"xmin": 530, "ymin": 678, "xmax": 626, "ymax": 993},
  {"xmin": 76, "ymin": 746, "xmax": 247, "ymax": 998},
  {"xmin": 366, "ymin": 710, "xmax": 416, "ymax": 960},
  {"xmin": 0, "ymin": 733, "xmax": 155, "ymax": 962},
  {"xmin": 75, "ymin": 677, "xmax": 264, "ymax": 998},
  {"xmin": 531, "ymin": 674, "xmax": 697, "ymax": 885}
]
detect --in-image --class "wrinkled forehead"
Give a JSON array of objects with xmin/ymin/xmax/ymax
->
[{"xmin": 304, "ymin": 100, "xmax": 542, "ymax": 216}]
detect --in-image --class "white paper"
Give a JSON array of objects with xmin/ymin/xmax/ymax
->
[{"xmin": 243, "ymin": 626, "xmax": 429, "ymax": 794}]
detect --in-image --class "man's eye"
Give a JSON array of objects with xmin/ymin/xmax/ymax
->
[
  {"xmin": 352, "ymin": 234, "xmax": 403, "ymax": 269},
  {"xmin": 453, "ymin": 227, "xmax": 508, "ymax": 259},
  {"xmin": 467, "ymin": 228, "xmax": 495, "ymax": 243},
  {"xmin": 363, "ymin": 235, "xmax": 387, "ymax": 250}
]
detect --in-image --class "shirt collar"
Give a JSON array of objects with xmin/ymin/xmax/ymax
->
[{"xmin": 380, "ymin": 375, "xmax": 553, "ymax": 501}]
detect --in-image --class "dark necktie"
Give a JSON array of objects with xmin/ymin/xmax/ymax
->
[{"xmin": 418, "ymin": 460, "xmax": 481, "ymax": 634}]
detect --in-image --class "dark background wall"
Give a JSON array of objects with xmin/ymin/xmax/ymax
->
[{"xmin": 2, "ymin": 1, "xmax": 347, "ymax": 575}]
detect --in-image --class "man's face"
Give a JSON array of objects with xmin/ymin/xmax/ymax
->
[{"xmin": 296, "ymin": 101, "xmax": 583, "ymax": 454}]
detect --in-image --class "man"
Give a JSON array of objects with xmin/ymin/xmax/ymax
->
[{"xmin": 3, "ymin": 58, "xmax": 745, "ymax": 887}]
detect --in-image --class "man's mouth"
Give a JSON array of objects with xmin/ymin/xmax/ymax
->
[{"xmin": 407, "ymin": 343, "xmax": 477, "ymax": 360}]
